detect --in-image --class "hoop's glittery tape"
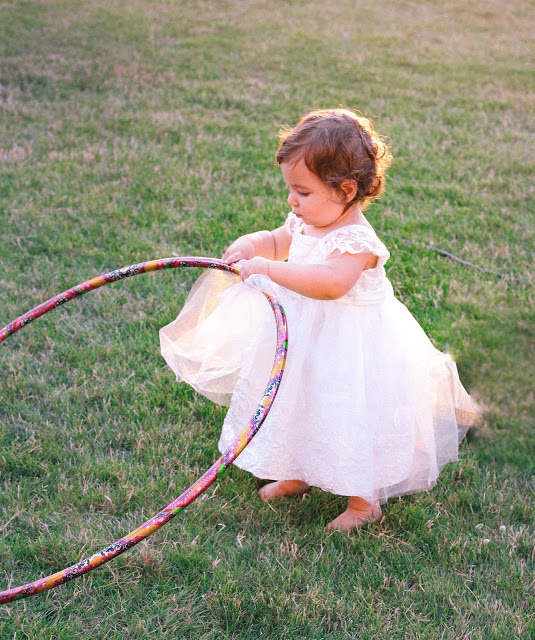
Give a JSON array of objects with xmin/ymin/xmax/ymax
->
[{"xmin": 0, "ymin": 257, "xmax": 288, "ymax": 604}]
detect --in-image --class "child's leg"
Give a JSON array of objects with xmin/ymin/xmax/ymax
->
[
  {"xmin": 326, "ymin": 496, "xmax": 382, "ymax": 531},
  {"xmin": 259, "ymin": 480, "xmax": 310, "ymax": 500}
]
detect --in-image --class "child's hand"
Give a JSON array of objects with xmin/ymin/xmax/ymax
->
[
  {"xmin": 238, "ymin": 257, "xmax": 270, "ymax": 281},
  {"xmin": 222, "ymin": 236, "xmax": 256, "ymax": 264}
]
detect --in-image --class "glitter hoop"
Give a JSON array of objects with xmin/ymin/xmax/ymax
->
[{"xmin": 0, "ymin": 257, "xmax": 288, "ymax": 604}]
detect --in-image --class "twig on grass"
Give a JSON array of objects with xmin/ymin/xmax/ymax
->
[{"xmin": 377, "ymin": 230, "xmax": 528, "ymax": 285}]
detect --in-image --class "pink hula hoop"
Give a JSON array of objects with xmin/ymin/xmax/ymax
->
[{"xmin": 0, "ymin": 257, "xmax": 288, "ymax": 604}]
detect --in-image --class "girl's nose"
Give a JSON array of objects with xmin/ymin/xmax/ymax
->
[{"xmin": 287, "ymin": 191, "xmax": 297, "ymax": 207}]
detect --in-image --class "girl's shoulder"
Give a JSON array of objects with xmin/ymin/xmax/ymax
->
[{"xmin": 322, "ymin": 224, "xmax": 390, "ymax": 263}]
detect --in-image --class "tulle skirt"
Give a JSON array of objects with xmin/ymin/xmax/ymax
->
[{"xmin": 160, "ymin": 271, "xmax": 478, "ymax": 503}]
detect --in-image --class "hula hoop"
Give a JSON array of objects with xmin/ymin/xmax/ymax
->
[{"xmin": 0, "ymin": 257, "xmax": 288, "ymax": 604}]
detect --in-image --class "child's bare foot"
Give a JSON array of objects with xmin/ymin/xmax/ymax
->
[
  {"xmin": 259, "ymin": 480, "xmax": 310, "ymax": 501},
  {"xmin": 326, "ymin": 496, "xmax": 382, "ymax": 531}
]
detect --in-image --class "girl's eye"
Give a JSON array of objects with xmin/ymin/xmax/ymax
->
[{"xmin": 297, "ymin": 191, "xmax": 309, "ymax": 197}]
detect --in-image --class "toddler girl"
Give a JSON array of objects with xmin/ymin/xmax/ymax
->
[{"xmin": 160, "ymin": 109, "xmax": 478, "ymax": 531}]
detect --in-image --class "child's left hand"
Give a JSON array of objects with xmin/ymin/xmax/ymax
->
[{"xmin": 238, "ymin": 257, "xmax": 270, "ymax": 281}]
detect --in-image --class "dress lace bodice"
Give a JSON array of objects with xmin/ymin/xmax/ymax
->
[{"xmin": 285, "ymin": 212, "xmax": 392, "ymax": 305}]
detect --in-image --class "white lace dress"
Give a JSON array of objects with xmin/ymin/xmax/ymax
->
[{"xmin": 160, "ymin": 213, "xmax": 478, "ymax": 503}]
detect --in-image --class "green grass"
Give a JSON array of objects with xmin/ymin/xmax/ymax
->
[{"xmin": 0, "ymin": 0, "xmax": 534, "ymax": 638}]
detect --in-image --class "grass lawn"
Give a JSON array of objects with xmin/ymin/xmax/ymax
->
[{"xmin": 0, "ymin": 0, "xmax": 533, "ymax": 638}]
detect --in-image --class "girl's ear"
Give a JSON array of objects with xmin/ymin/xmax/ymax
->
[{"xmin": 340, "ymin": 179, "xmax": 358, "ymax": 202}]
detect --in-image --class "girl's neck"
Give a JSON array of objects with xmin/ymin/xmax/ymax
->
[{"xmin": 303, "ymin": 205, "xmax": 370, "ymax": 238}]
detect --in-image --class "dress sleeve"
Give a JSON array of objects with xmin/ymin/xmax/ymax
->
[
  {"xmin": 323, "ymin": 226, "xmax": 390, "ymax": 266},
  {"xmin": 284, "ymin": 211, "xmax": 304, "ymax": 235}
]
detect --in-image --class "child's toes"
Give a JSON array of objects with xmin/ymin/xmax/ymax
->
[
  {"xmin": 325, "ymin": 505, "xmax": 382, "ymax": 531},
  {"xmin": 259, "ymin": 480, "xmax": 310, "ymax": 501}
]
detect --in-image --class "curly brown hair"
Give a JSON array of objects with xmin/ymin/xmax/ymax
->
[{"xmin": 276, "ymin": 109, "xmax": 392, "ymax": 210}]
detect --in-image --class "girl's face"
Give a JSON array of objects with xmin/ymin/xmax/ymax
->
[{"xmin": 280, "ymin": 159, "xmax": 355, "ymax": 231}]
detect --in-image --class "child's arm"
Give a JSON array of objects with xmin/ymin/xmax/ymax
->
[
  {"xmin": 239, "ymin": 251, "xmax": 375, "ymax": 300},
  {"xmin": 223, "ymin": 226, "xmax": 292, "ymax": 263}
]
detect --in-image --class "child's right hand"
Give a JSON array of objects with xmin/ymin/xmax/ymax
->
[{"xmin": 222, "ymin": 235, "xmax": 256, "ymax": 264}]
